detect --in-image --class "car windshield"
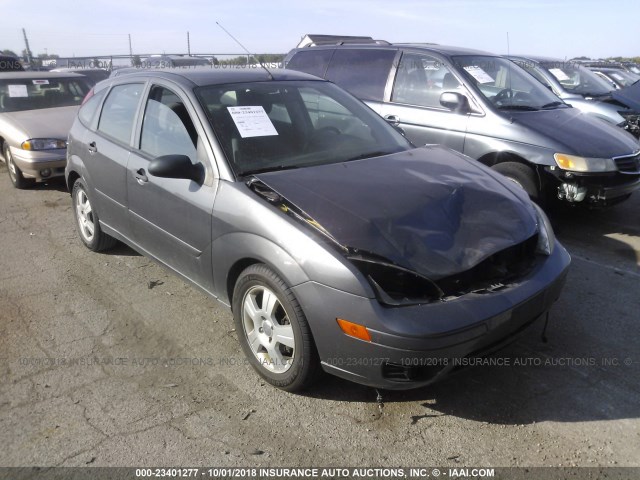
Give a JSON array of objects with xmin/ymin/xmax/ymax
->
[
  {"xmin": 540, "ymin": 62, "xmax": 613, "ymax": 96},
  {"xmin": 452, "ymin": 55, "xmax": 563, "ymax": 110},
  {"xmin": 0, "ymin": 77, "xmax": 89, "ymax": 112},
  {"xmin": 196, "ymin": 80, "xmax": 412, "ymax": 176},
  {"xmin": 605, "ymin": 70, "xmax": 640, "ymax": 87}
]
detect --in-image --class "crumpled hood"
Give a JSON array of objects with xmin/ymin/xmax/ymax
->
[
  {"xmin": 612, "ymin": 80, "xmax": 640, "ymax": 111},
  {"xmin": 1, "ymin": 106, "xmax": 79, "ymax": 140},
  {"xmin": 254, "ymin": 146, "xmax": 538, "ymax": 280},
  {"xmin": 508, "ymin": 108, "xmax": 640, "ymax": 157}
]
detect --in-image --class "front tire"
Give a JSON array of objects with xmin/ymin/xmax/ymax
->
[
  {"xmin": 71, "ymin": 179, "xmax": 117, "ymax": 251},
  {"xmin": 492, "ymin": 161, "xmax": 540, "ymax": 201},
  {"xmin": 4, "ymin": 144, "xmax": 34, "ymax": 189},
  {"xmin": 233, "ymin": 264, "xmax": 319, "ymax": 391}
]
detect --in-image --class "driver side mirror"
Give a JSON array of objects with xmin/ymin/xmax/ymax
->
[
  {"xmin": 148, "ymin": 154, "xmax": 204, "ymax": 183},
  {"xmin": 440, "ymin": 92, "xmax": 470, "ymax": 113}
]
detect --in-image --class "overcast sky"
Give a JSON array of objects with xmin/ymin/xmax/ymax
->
[{"xmin": 1, "ymin": 0, "xmax": 638, "ymax": 59}]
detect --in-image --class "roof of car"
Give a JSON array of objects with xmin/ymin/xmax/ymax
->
[
  {"xmin": 294, "ymin": 42, "xmax": 495, "ymax": 57},
  {"xmin": 107, "ymin": 67, "xmax": 322, "ymax": 86},
  {"xmin": 394, "ymin": 43, "xmax": 494, "ymax": 56},
  {"xmin": 507, "ymin": 55, "xmax": 564, "ymax": 64},
  {"xmin": 0, "ymin": 71, "xmax": 86, "ymax": 80}
]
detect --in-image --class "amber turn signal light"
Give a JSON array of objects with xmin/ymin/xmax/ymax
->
[{"xmin": 336, "ymin": 318, "xmax": 371, "ymax": 342}]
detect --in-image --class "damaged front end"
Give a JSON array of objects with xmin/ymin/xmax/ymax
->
[{"xmin": 248, "ymin": 178, "xmax": 551, "ymax": 307}]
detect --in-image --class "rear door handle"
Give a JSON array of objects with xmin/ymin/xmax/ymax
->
[
  {"xmin": 88, "ymin": 141, "xmax": 97, "ymax": 154},
  {"xmin": 134, "ymin": 168, "xmax": 148, "ymax": 184}
]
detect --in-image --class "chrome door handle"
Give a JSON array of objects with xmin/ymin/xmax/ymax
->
[
  {"xmin": 134, "ymin": 168, "xmax": 148, "ymax": 184},
  {"xmin": 384, "ymin": 115, "xmax": 400, "ymax": 126}
]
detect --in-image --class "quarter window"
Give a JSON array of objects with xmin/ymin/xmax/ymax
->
[{"xmin": 97, "ymin": 83, "xmax": 143, "ymax": 144}]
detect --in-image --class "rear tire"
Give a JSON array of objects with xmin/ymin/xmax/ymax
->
[
  {"xmin": 492, "ymin": 162, "xmax": 539, "ymax": 201},
  {"xmin": 4, "ymin": 144, "xmax": 34, "ymax": 189},
  {"xmin": 233, "ymin": 263, "xmax": 320, "ymax": 392},
  {"xmin": 71, "ymin": 178, "xmax": 117, "ymax": 251}
]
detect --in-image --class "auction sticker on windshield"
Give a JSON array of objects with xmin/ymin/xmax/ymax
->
[
  {"xmin": 227, "ymin": 106, "xmax": 278, "ymax": 138},
  {"xmin": 8, "ymin": 85, "xmax": 28, "ymax": 97},
  {"xmin": 549, "ymin": 68, "xmax": 570, "ymax": 81},
  {"xmin": 464, "ymin": 66, "xmax": 494, "ymax": 84}
]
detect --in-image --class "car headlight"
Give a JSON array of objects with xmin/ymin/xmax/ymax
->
[
  {"xmin": 21, "ymin": 139, "xmax": 67, "ymax": 151},
  {"xmin": 348, "ymin": 256, "xmax": 444, "ymax": 306},
  {"xmin": 533, "ymin": 203, "xmax": 555, "ymax": 255},
  {"xmin": 553, "ymin": 153, "xmax": 616, "ymax": 172}
]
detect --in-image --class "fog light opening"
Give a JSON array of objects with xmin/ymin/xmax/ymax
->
[
  {"xmin": 557, "ymin": 183, "xmax": 586, "ymax": 202},
  {"xmin": 40, "ymin": 168, "xmax": 52, "ymax": 178},
  {"xmin": 336, "ymin": 318, "xmax": 371, "ymax": 342}
]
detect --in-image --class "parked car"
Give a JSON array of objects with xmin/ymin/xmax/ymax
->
[
  {"xmin": 589, "ymin": 67, "xmax": 640, "ymax": 89},
  {"xmin": 50, "ymin": 68, "xmax": 111, "ymax": 87},
  {"xmin": 285, "ymin": 41, "xmax": 640, "ymax": 206},
  {"xmin": 508, "ymin": 56, "xmax": 640, "ymax": 137},
  {"xmin": 141, "ymin": 55, "xmax": 211, "ymax": 68},
  {"xmin": 0, "ymin": 55, "xmax": 23, "ymax": 72},
  {"xmin": 65, "ymin": 69, "xmax": 570, "ymax": 391},
  {"xmin": 0, "ymin": 72, "xmax": 91, "ymax": 187}
]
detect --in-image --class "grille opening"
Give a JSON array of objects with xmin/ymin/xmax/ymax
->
[{"xmin": 436, "ymin": 234, "xmax": 538, "ymax": 297}]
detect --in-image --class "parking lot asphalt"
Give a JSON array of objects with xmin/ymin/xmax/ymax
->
[{"xmin": 0, "ymin": 167, "xmax": 639, "ymax": 468}]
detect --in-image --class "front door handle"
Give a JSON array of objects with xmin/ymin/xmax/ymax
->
[
  {"xmin": 88, "ymin": 141, "xmax": 97, "ymax": 154},
  {"xmin": 134, "ymin": 168, "xmax": 148, "ymax": 184},
  {"xmin": 384, "ymin": 114, "xmax": 400, "ymax": 126}
]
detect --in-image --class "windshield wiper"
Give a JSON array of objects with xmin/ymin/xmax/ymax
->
[
  {"xmin": 344, "ymin": 151, "xmax": 392, "ymax": 161},
  {"xmin": 496, "ymin": 105, "xmax": 539, "ymax": 111},
  {"xmin": 241, "ymin": 164, "xmax": 300, "ymax": 176},
  {"xmin": 541, "ymin": 101, "xmax": 565, "ymax": 109}
]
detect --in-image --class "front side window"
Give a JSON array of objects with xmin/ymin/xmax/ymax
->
[
  {"xmin": 392, "ymin": 52, "xmax": 462, "ymax": 108},
  {"xmin": 140, "ymin": 85, "xmax": 197, "ymax": 161},
  {"xmin": 454, "ymin": 55, "xmax": 565, "ymax": 110},
  {"xmin": 196, "ymin": 80, "xmax": 411, "ymax": 176},
  {"xmin": 324, "ymin": 49, "xmax": 396, "ymax": 101},
  {"xmin": 0, "ymin": 77, "xmax": 90, "ymax": 112},
  {"xmin": 97, "ymin": 83, "xmax": 144, "ymax": 144}
]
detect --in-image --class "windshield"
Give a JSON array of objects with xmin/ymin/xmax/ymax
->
[
  {"xmin": 539, "ymin": 62, "xmax": 613, "ymax": 96},
  {"xmin": 0, "ymin": 77, "xmax": 89, "ymax": 112},
  {"xmin": 604, "ymin": 69, "xmax": 640, "ymax": 87},
  {"xmin": 453, "ymin": 55, "xmax": 564, "ymax": 110},
  {"xmin": 196, "ymin": 80, "xmax": 412, "ymax": 176}
]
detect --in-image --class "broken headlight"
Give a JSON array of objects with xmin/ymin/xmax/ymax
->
[
  {"xmin": 349, "ymin": 256, "xmax": 444, "ymax": 306},
  {"xmin": 533, "ymin": 203, "xmax": 555, "ymax": 255}
]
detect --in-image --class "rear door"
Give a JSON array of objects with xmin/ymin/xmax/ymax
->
[
  {"xmin": 126, "ymin": 83, "xmax": 217, "ymax": 291},
  {"xmin": 86, "ymin": 82, "xmax": 145, "ymax": 236},
  {"xmin": 381, "ymin": 51, "xmax": 469, "ymax": 151}
]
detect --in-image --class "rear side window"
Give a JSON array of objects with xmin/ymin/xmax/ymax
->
[
  {"xmin": 325, "ymin": 49, "xmax": 396, "ymax": 101},
  {"xmin": 287, "ymin": 50, "xmax": 333, "ymax": 78},
  {"xmin": 98, "ymin": 83, "xmax": 143, "ymax": 144}
]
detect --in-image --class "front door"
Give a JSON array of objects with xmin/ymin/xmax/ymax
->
[
  {"xmin": 126, "ymin": 85, "xmax": 217, "ymax": 291},
  {"xmin": 382, "ymin": 52, "xmax": 469, "ymax": 152}
]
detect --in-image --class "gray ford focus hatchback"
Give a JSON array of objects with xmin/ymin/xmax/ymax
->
[{"xmin": 66, "ymin": 69, "xmax": 570, "ymax": 391}]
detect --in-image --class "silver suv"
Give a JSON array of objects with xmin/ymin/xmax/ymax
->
[{"xmin": 285, "ymin": 40, "xmax": 640, "ymax": 206}]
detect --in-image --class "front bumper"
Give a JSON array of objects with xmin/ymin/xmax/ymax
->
[
  {"xmin": 293, "ymin": 243, "xmax": 571, "ymax": 390},
  {"xmin": 545, "ymin": 166, "xmax": 640, "ymax": 205},
  {"xmin": 9, "ymin": 146, "xmax": 67, "ymax": 182}
]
